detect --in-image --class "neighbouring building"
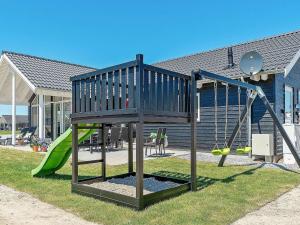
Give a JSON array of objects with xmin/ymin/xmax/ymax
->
[{"xmin": 0, "ymin": 115, "xmax": 28, "ymax": 130}]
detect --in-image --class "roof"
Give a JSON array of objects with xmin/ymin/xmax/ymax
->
[
  {"xmin": 153, "ymin": 30, "xmax": 300, "ymax": 78},
  {"xmin": 2, "ymin": 51, "xmax": 96, "ymax": 91},
  {"xmin": 0, "ymin": 115, "xmax": 28, "ymax": 124}
]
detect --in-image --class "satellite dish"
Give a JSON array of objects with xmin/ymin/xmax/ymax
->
[{"xmin": 240, "ymin": 51, "xmax": 263, "ymax": 75}]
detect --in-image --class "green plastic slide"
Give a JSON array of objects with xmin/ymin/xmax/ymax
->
[{"xmin": 31, "ymin": 126, "xmax": 95, "ymax": 177}]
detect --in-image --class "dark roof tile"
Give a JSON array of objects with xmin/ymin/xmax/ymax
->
[{"xmin": 153, "ymin": 30, "xmax": 300, "ymax": 78}]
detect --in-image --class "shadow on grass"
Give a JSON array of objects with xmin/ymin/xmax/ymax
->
[
  {"xmin": 152, "ymin": 163, "xmax": 300, "ymax": 191},
  {"xmin": 34, "ymin": 173, "xmax": 95, "ymax": 181},
  {"xmin": 36, "ymin": 163, "xmax": 300, "ymax": 192}
]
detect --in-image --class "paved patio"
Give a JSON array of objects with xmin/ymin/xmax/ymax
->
[
  {"xmin": 232, "ymin": 185, "xmax": 300, "ymax": 225},
  {"xmin": 1, "ymin": 144, "xmax": 189, "ymax": 166},
  {"xmin": 78, "ymin": 148, "xmax": 189, "ymax": 166}
]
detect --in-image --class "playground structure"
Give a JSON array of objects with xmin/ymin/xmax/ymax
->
[
  {"xmin": 70, "ymin": 55, "xmax": 194, "ymax": 209},
  {"xmin": 32, "ymin": 54, "xmax": 300, "ymax": 210},
  {"xmin": 196, "ymin": 70, "xmax": 300, "ymax": 167}
]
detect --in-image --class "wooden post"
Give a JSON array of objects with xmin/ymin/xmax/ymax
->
[
  {"xmin": 101, "ymin": 124, "xmax": 106, "ymax": 180},
  {"xmin": 128, "ymin": 123, "xmax": 133, "ymax": 173},
  {"xmin": 258, "ymin": 89, "xmax": 300, "ymax": 167},
  {"xmin": 190, "ymin": 71, "xmax": 197, "ymax": 191},
  {"xmin": 72, "ymin": 124, "xmax": 78, "ymax": 184},
  {"xmin": 135, "ymin": 54, "xmax": 144, "ymax": 204}
]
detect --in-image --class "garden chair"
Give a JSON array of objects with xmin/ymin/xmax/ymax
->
[
  {"xmin": 159, "ymin": 128, "xmax": 167, "ymax": 155},
  {"xmin": 144, "ymin": 128, "xmax": 164, "ymax": 156},
  {"xmin": 119, "ymin": 127, "xmax": 128, "ymax": 149},
  {"xmin": 23, "ymin": 127, "xmax": 37, "ymax": 144},
  {"xmin": 108, "ymin": 127, "xmax": 121, "ymax": 151}
]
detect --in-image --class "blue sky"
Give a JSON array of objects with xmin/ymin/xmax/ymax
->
[{"xmin": 1, "ymin": 0, "xmax": 300, "ymax": 115}]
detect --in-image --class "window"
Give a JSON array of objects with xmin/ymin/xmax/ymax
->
[
  {"xmin": 197, "ymin": 92, "xmax": 200, "ymax": 122},
  {"xmin": 285, "ymin": 85, "xmax": 294, "ymax": 124}
]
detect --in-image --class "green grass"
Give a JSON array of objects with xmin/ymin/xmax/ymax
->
[
  {"xmin": 0, "ymin": 148, "xmax": 300, "ymax": 225},
  {"xmin": 0, "ymin": 130, "xmax": 20, "ymax": 135}
]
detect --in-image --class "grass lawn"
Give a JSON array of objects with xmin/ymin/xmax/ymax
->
[
  {"xmin": 0, "ymin": 148, "xmax": 300, "ymax": 225},
  {"xmin": 0, "ymin": 130, "xmax": 20, "ymax": 135}
]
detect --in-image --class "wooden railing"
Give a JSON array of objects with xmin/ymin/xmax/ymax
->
[{"xmin": 70, "ymin": 54, "xmax": 191, "ymax": 117}]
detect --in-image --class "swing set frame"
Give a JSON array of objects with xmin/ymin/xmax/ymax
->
[{"xmin": 193, "ymin": 69, "xmax": 300, "ymax": 167}]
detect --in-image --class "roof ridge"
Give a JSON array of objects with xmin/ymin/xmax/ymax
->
[
  {"xmin": 2, "ymin": 50, "xmax": 97, "ymax": 70},
  {"xmin": 153, "ymin": 29, "xmax": 300, "ymax": 65}
]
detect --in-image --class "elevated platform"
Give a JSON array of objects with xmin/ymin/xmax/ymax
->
[{"xmin": 70, "ymin": 54, "xmax": 191, "ymax": 125}]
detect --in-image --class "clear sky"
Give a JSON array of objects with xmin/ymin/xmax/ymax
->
[{"xmin": 1, "ymin": 0, "xmax": 300, "ymax": 115}]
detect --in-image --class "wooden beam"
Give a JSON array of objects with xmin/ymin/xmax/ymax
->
[
  {"xmin": 135, "ymin": 54, "xmax": 144, "ymax": 204},
  {"xmin": 72, "ymin": 124, "xmax": 79, "ymax": 183},
  {"xmin": 190, "ymin": 71, "xmax": 197, "ymax": 191},
  {"xmin": 128, "ymin": 123, "xmax": 133, "ymax": 173},
  {"xmin": 101, "ymin": 124, "xmax": 106, "ymax": 181}
]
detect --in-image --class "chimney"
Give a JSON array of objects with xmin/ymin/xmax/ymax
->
[{"xmin": 227, "ymin": 47, "xmax": 234, "ymax": 68}]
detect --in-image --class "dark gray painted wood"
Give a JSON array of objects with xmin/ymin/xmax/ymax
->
[{"xmin": 144, "ymin": 77, "xmax": 276, "ymax": 152}]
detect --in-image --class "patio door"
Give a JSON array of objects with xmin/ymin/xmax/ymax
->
[
  {"xmin": 52, "ymin": 97, "xmax": 71, "ymax": 140},
  {"xmin": 285, "ymin": 85, "xmax": 294, "ymax": 124}
]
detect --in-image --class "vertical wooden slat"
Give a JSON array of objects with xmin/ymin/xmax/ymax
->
[
  {"xmin": 174, "ymin": 77, "xmax": 179, "ymax": 112},
  {"xmin": 91, "ymin": 77, "xmax": 95, "ymax": 112},
  {"xmin": 183, "ymin": 80, "xmax": 188, "ymax": 112},
  {"xmin": 163, "ymin": 74, "xmax": 168, "ymax": 111},
  {"xmin": 81, "ymin": 79, "xmax": 85, "ymax": 112},
  {"xmin": 108, "ymin": 72, "xmax": 113, "ymax": 110},
  {"xmin": 186, "ymin": 80, "xmax": 191, "ymax": 113},
  {"xmin": 121, "ymin": 68, "xmax": 127, "ymax": 109},
  {"xmin": 179, "ymin": 78, "xmax": 184, "ymax": 112},
  {"xmin": 72, "ymin": 81, "xmax": 76, "ymax": 113},
  {"xmin": 101, "ymin": 73, "xmax": 107, "ymax": 111},
  {"xmin": 75, "ymin": 80, "xmax": 80, "ymax": 113},
  {"xmin": 114, "ymin": 70, "xmax": 120, "ymax": 110},
  {"xmin": 149, "ymin": 71, "xmax": 156, "ymax": 111},
  {"xmin": 144, "ymin": 69, "xmax": 149, "ymax": 111},
  {"xmin": 85, "ymin": 78, "xmax": 91, "ymax": 112},
  {"xmin": 169, "ymin": 76, "xmax": 174, "ymax": 112},
  {"xmin": 157, "ymin": 73, "xmax": 163, "ymax": 111},
  {"xmin": 96, "ymin": 75, "xmax": 101, "ymax": 112},
  {"xmin": 128, "ymin": 67, "xmax": 134, "ymax": 108}
]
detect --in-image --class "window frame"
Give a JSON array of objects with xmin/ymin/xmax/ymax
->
[{"xmin": 196, "ymin": 92, "xmax": 200, "ymax": 122}]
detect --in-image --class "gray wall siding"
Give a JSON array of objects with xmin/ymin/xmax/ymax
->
[
  {"xmin": 275, "ymin": 60, "xmax": 300, "ymax": 154},
  {"xmin": 250, "ymin": 77, "xmax": 277, "ymax": 153},
  {"xmin": 145, "ymin": 76, "xmax": 276, "ymax": 153}
]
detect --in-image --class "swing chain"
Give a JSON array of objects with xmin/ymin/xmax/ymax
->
[
  {"xmin": 214, "ymin": 81, "xmax": 218, "ymax": 148},
  {"xmin": 224, "ymin": 83, "xmax": 229, "ymax": 147},
  {"xmin": 238, "ymin": 86, "xmax": 242, "ymax": 147}
]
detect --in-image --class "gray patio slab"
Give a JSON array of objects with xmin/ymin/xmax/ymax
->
[{"xmin": 232, "ymin": 185, "xmax": 300, "ymax": 225}]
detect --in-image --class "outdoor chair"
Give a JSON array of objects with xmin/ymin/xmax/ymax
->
[
  {"xmin": 0, "ymin": 136, "xmax": 12, "ymax": 145},
  {"xmin": 21, "ymin": 127, "xmax": 36, "ymax": 144},
  {"xmin": 144, "ymin": 128, "xmax": 164, "ymax": 156},
  {"xmin": 108, "ymin": 127, "xmax": 121, "ymax": 151},
  {"xmin": 119, "ymin": 127, "xmax": 128, "ymax": 149},
  {"xmin": 159, "ymin": 128, "xmax": 167, "ymax": 155}
]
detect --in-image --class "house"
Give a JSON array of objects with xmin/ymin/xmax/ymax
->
[
  {"xmin": 0, "ymin": 51, "xmax": 95, "ymax": 144},
  {"xmin": 0, "ymin": 115, "xmax": 28, "ymax": 130},
  {"xmin": 0, "ymin": 30, "xmax": 300, "ymax": 156}
]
